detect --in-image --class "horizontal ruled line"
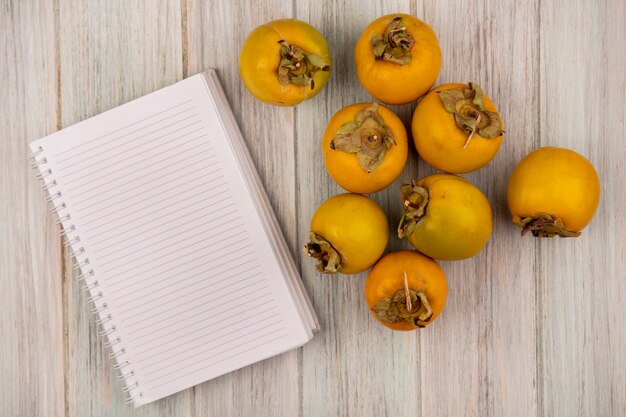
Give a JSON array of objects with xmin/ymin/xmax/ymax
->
[
  {"xmin": 73, "ymin": 159, "xmax": 224, "ymax": 217},
  {"xmin": 140, "ymin": 312, "xmax": 281, "ymax": 373},
  {"xmin": 78, "ymin": 172, "xmax": 224, "ymax": 229},
  {"xmin": 129, "ymin": 287, "xmax": 271, "ymax": 350},
  {"xmin": 66, "ymin": 143, "xmax": 214, "ymax": 202},
  {"xmin": 82, "ymin": 180, "xmax": 228, "ymax": 235},
  {"xmin": 64, "ymin": 133, "xmax": 211, "ymax": 193},
  {"xmin": 128, "ymin": 290, "xmax": 273, "ymax": 345},
  {"xmin": 85, "ymin": 187, "xmax": 230, "ymax": 239},
  {"xmin": 137, "ymin": 308, "xmax": 279, "ymax": 363},
  {"xmin": 90, "ymin": 195, "xmax": 233, "ymax": 252},
  {"xmin": 142, "ymin": 317, "xmax": 282, "ymax": 377},
  {"xmin": 122, "ymin": 278, "xmax": 268, "ymax": 332},
  {"xmin": 118, "ymin": 270, "xmax": 265, "ymax": 320},
  {"xmin": 96, "ymin": 200, "xmax": 235, "ymax": 258},
  {"xmin": 103, "ymin": 228, "xmax": 247, "ymax": 286},
  {"xmin": 113, "ymin": 257, "xmax": 260, "ymax": 308},
  {"xmin": 146, "ymin": 331, "xmax": 288, "ymax": 389},
  {"xmin": 71, "ymin": 159, "xmax": 217, "ymax": 214},
  {"xmin": 99, "ymin": 219, "xmax": 244, "ymax": 274},
  {"xmin": 58, "ymin": 114, "xmax": 202, "ymax": 177},
  {"xmin": 53, "ymin": 101, "xmax": 194, "ymax": 164},
  {"xmin": 108, "ymin": 242, "xmax": 255, "ymax": 297}
]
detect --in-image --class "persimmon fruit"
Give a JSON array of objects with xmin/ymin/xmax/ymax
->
[
  {"xmin": 365, "ymin": 250, "xmax": 448, "ymax": 330},
  {"xmin": 507, "ymin": 147, "xmax": 600, "ymax": 237},
  {"xmin": 322, "ymin": 103, "xmax": 408, "ymax": 194},
  {"xmin": 412, "ymin": 82, "xmax": 505, "ymax": 174},
  {"xmin": 398, "ymin": 174, "xmax": 492, "ymax": 260},
  {"xmin": 305, "ymin": 194, "xmax": 388, "ymax": 274},
  {"xmin": 240, "ymin": 19, "xmax": 332, "ymax": 106},
  {"xmin": 354, "ymin": 14, "xmax": 441, "ymax": 105}
]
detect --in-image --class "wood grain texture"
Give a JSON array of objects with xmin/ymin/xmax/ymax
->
[
  {"xmin": 0, "ymin": 2, "xmax": 63, "ymax": 417},
  {"xmin": 1, "ymin": 0, "xmax": 625, "ymax": 416},
  {"xmin": 185, "ymin": 2, "xmax": 300, "ymax": 417},
  {"xmin": 57, "ymin": 0, "xmax": 190, "ymax": 415},
  {"xmin": 295, "ymin": 2, "xmax": 421, "ymax": 417},
  {"xmin": 538, "ymin": 0, "xmax": 626, "ymax": 416},
  {"xmin": 418, "ymin": 1, "xmax": 539, "ymax": 416}
]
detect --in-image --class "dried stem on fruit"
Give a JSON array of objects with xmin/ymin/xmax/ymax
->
[
  {"xmin": 397, "ymin": 180, "xmax": 429, "ymax": 238},
  {"xmin": 438, "ymin": 82, "xmax": 504, "ymax": 148},
  {"xmin": 371, "ymin": 280, "xmax": 433, "ymax": 328},
  {"xmin": 403, "ymin": 270, "xmax": 412, "ymax": 312},
  {"xmin": 513, "ymin": 213, "xmax": 581, "ymax": 238},
  {"xmin": 330, "ymin": 103, "xmax": 396, "ymax": 172},
  {"xmin": 277, "ymin": 40, "xmax": 330, "ymax": 89},
  {"xmin": 304, "ymin": 232, "xmax": 342, "ymax": 273},
  {"xmin": 371, "ymin": 16, "xmax": 414, "ymax": 65}
]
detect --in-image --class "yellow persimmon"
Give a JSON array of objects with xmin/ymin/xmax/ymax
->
[
  {"xmin": 398, "ymin": 174, "xmax": 492, "ymax": 261},
  {"xmin": 507, "ymin": 147, "xmax": 600, "ymax": 237},
  {"xmin": 239, "ymin": 19, "xmax": 331, "ymax": 106},
  {"xmin": 305, "ymin": 194, "xmax": 388, "ymax": 274},
  {"xmin": 365, "ymin": 250, "xmax": 448, "ymax": 331},
  {"xmin": 412, "ymin": 83, "xmax": 505, "ymax": 174},
  {"xmin": 322, "ymin": 103, "xmax": 408, "ymax": 194},
  {"xmin": 354, "ymin": 13, "xmax": 441, "ymax": 105}
]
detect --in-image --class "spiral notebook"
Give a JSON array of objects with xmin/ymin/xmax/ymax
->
[{"xmin": 29, "ymin": 70, "xmax": 318, "ymax": 407}]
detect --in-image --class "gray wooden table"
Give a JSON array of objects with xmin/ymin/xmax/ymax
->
[{"xmin": 2, "ymin": 1, "xmax": 625, "ymax": 416}]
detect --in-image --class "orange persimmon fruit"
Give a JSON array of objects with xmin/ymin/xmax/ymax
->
[
  {"xmin": 398, "ymin": 174, "xmax": 492, "ymax": 260},
  {"xmin": 239, "ymin": 19, "xmax": 332, "ymax": 106},
  {"xmin": 507, "ymin": 147, "xmax": 600, "ymax": 237},
  {"xmin": 365, "ymin": 250, "xmax": 448, "ymax": 331},
  {"xmin": 412, "ymin": 82, "xmax": 505, "ymax": 174},
  {"xmin": 322, "ymin": 103, "xmax": 408, "ymax": 194},
  {"xmin": 304, "ymin": 193, "xmax": 389, "ymax": 275},
  {"xmin": 354, "ymin": 13, "xmax": 441, "ymax": 105}
]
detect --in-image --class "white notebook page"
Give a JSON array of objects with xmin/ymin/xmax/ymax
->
[{"xmin": 30, "ymin": 73, "xmax": 313, "ymax": 406}]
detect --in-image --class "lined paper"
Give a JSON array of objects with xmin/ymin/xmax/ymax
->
[{"xmin": 30, "ymin": 72, "xmax": 315, "ymax": 406}]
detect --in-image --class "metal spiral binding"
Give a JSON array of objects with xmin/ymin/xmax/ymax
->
[
  {"xmin": 105, "ymin": 336, "xmax": 122, "ymax": 348},
  {"xmin": 50, "ymin": 202, "xmax": 66, "ymax": 213},
  {"xmin": 114, "ymin": 359, "xmax": 131, "ymax": 370},
  {"xmin": 63, "ymin": 234, "xmax": 78, "ymax": 247},
  {"xmin": 29, "ymin": 148, "xmax": 143, "ymax": 404},
  {"xmin": 55, "ymin": 213, "xmax": 71, "ymax": 225},
  {"xmin": 78, "ymin": 269, "xmax": 94, "ymax": 282}
]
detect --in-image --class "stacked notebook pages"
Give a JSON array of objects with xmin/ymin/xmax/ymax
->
[{"xmin": 29, "ymin": 70, "xmax": 318, "ymax": 406}]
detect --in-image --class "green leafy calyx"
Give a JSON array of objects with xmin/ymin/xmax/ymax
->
[
  {"xmin": 438, "ymin": 82, "xmax": 504, "ymax": 148},
  {"xmin": 278, "ymin": 40, "xmax": 330, "ymax": 89},
  {"xmin": 513, "ymin": 213, "xmax": 581, "ymax": 238},
  {"xmin": 330, "ymin": 103, "xmax": 395, "ymax": 172},
  {"xmin": 372, "ymin": 273, "xmax": 433, "ymax": 328},
  {"xmin": 371, "ymin": 16, "xmax": 414, "ymax": 65},
  {"xmin": 397, "ymin": 180, "xmax": 429, "ymax": 238},
  {"xmin": 304, "ymin": 232, "xmax": 342, "ymax": 273}
]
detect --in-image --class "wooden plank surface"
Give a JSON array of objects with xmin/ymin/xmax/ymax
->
[
  {"xmin": 294, "ymin": 2, "xmax": 421, "ymax": 417},
  {"xmin": 57, "ymin": 1, "xmax": 190, "ymax": 416},
  {"xmin": 1, "ymin": 0, "xmax": 625, "ymax": 416},
  {"xmin": 0, "ymin": 2, "xmax": 64, "ymax": 417},
  {"xmin": 185, "ymin": 2, "xmax": 301, "ymax": 417},
  {"xmin": 538, "ymin": 0, "xmax": 626, "ymax": 416},
  {"xmin": 418, "ymin": 1, "xmax": 539, "ymax": 416}
]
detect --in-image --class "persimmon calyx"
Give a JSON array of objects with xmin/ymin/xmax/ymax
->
[
  {"xmin": 277, "ymin": 40, "xmax": 330, "ymax": 90},
  {"xmin": 513, "ymin": 213, "xmax": 581, "ymax": 238},
  {"xmin": 397, "ymin": 181, "xmax": 429, "ymax": 238},
  {"xmin": 371, "ymin": 16, "xmax": 414, "ymax": 65},
  {"xmin": 371, "ymin": 286, "xmax": 433, "ymax": 328},
  {"xmin": 304, "ymin": 232, "xmax": 342, "ymax": 273},
  {"xmin": 438, "ymin": 82, "xmax": 504, "ymax": 148},
  {"xmin": 330, "ymin": 103, "xmax": 396, "ymax": 172}
]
